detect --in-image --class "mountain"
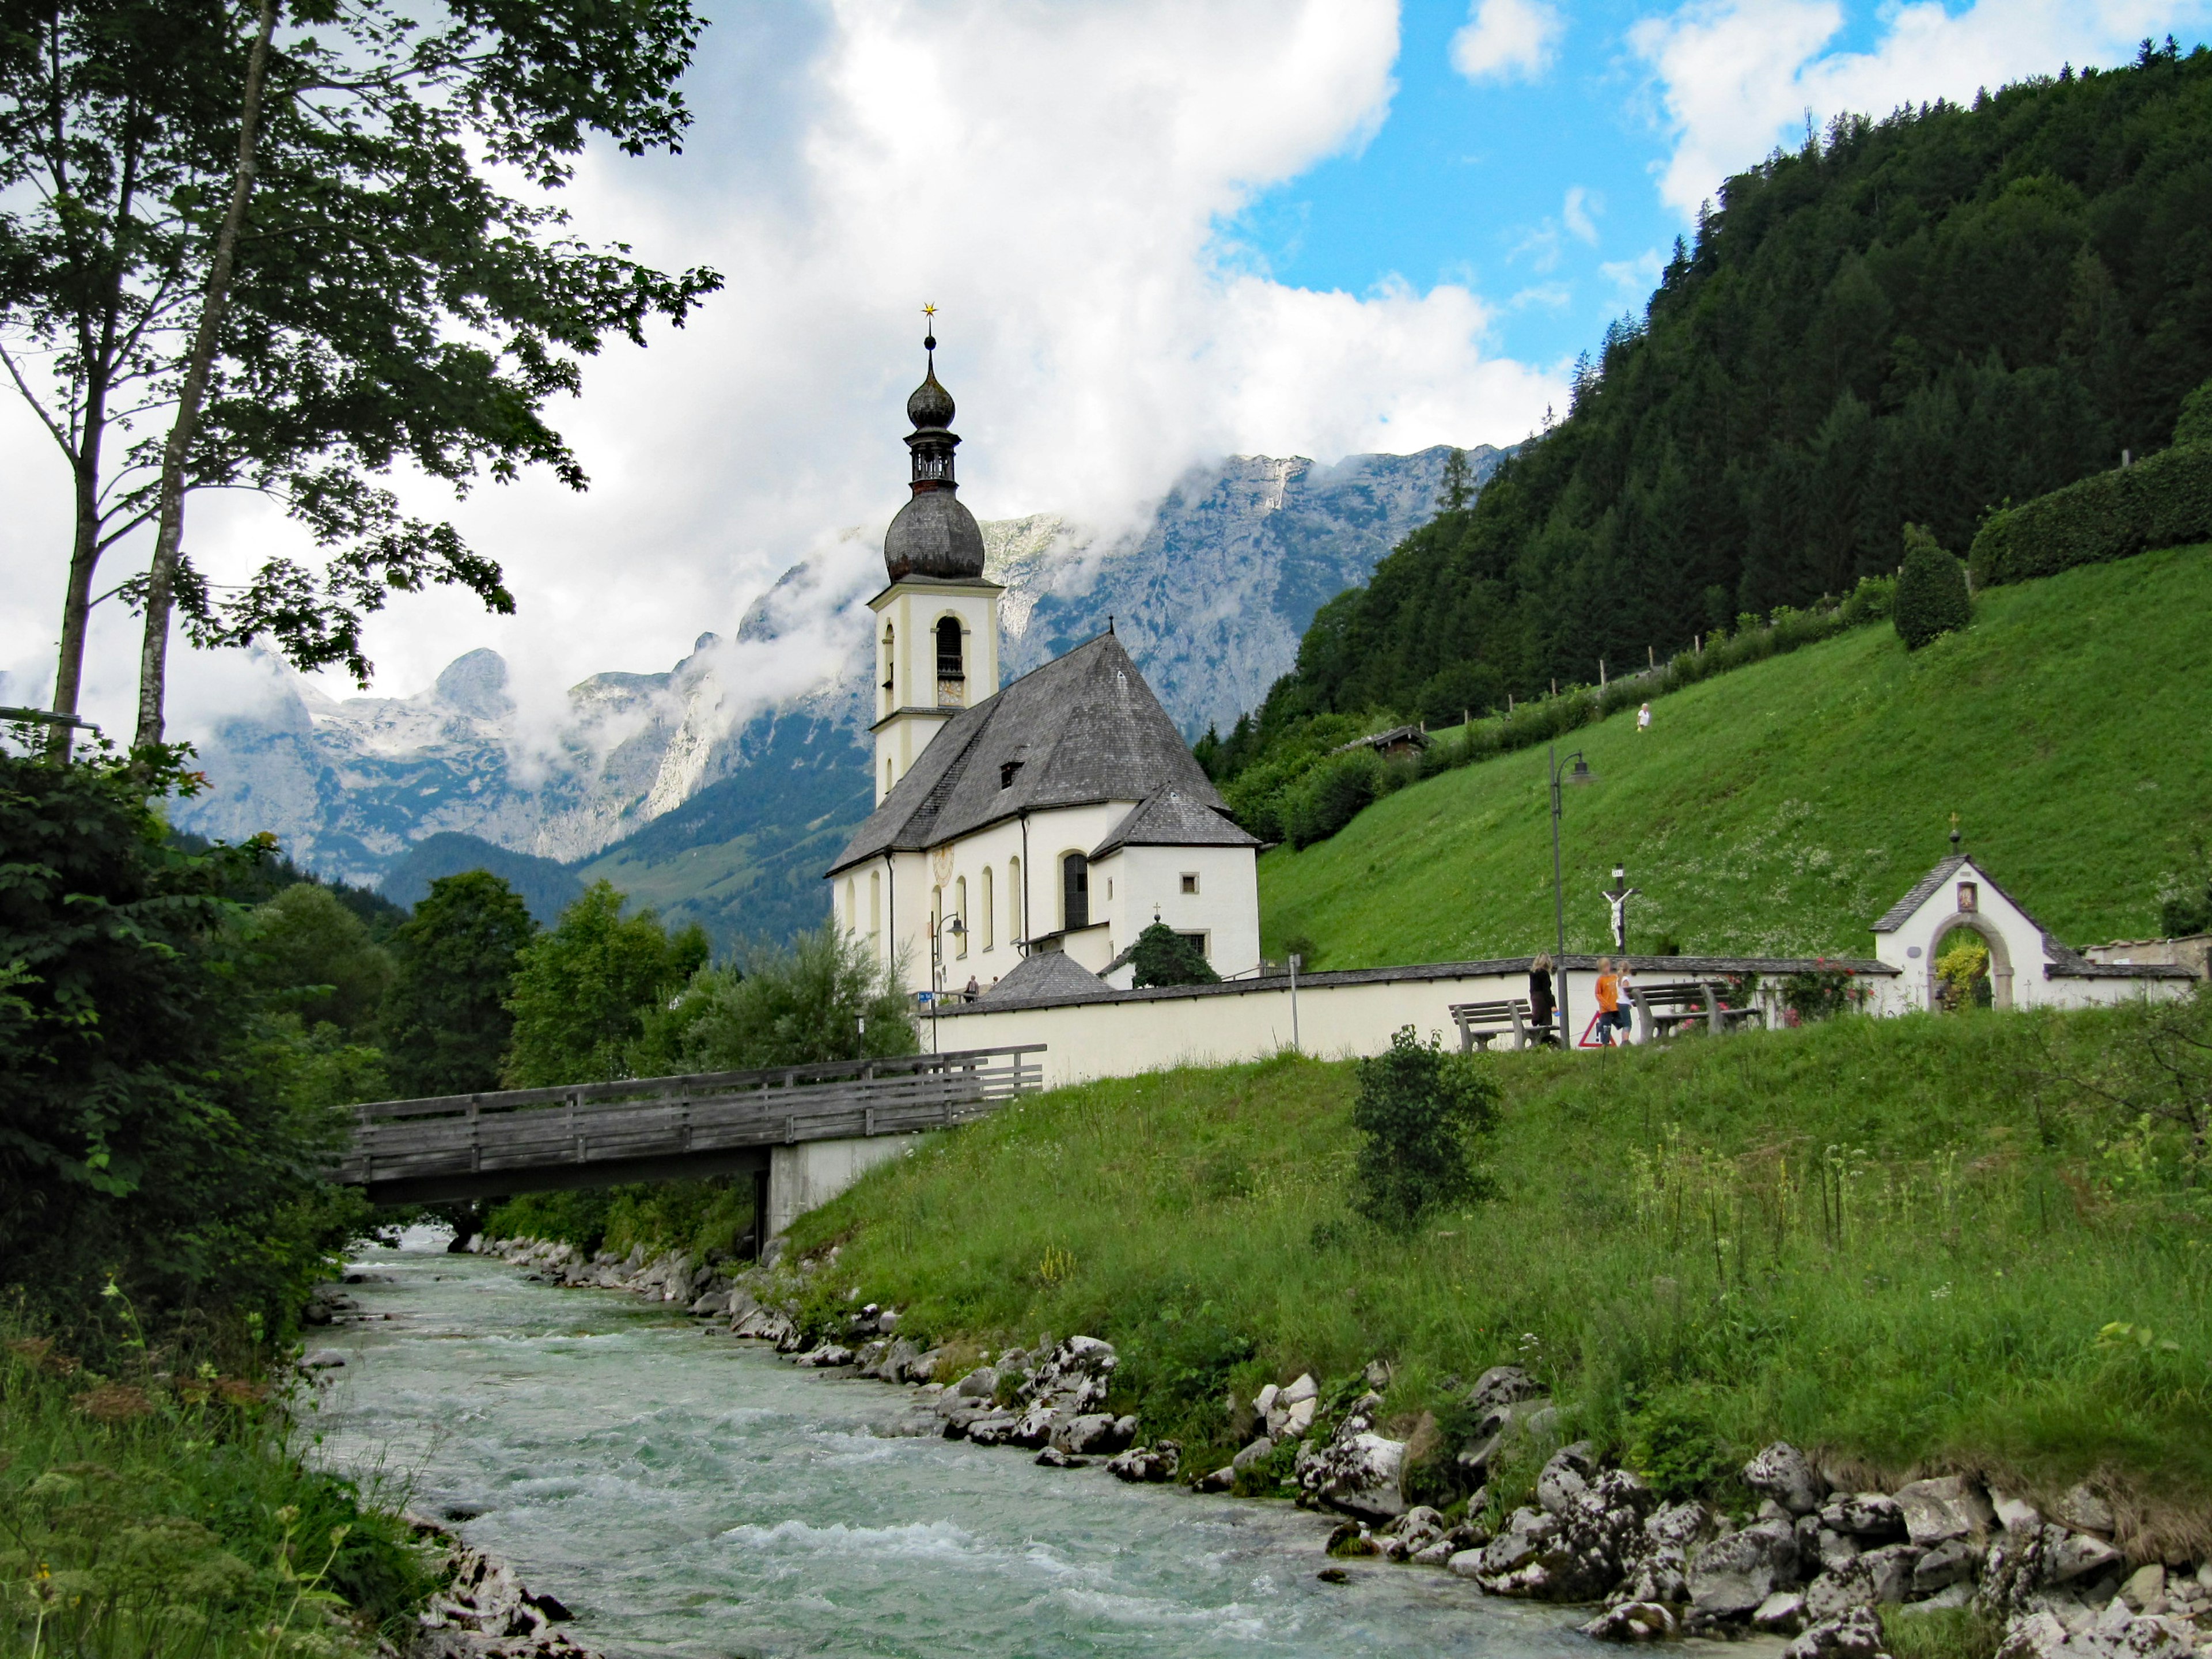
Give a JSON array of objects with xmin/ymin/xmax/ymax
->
[
  {"xmin": 380, "ymin": 832, "xmax": 587, "ymax": 926},
  {"xmin": 1217, "ymin": 44, "xmax": 2212, "ymax": 774},
  {"xmin": 172, "ymin": 445, "xmax": 1488, "ymax": 949}
]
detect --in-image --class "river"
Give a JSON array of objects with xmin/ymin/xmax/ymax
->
[{"xmin": 316, "ymin": 1233, "xmax": 1597, "ymax": 1658}]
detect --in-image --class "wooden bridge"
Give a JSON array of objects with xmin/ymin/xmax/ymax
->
[{"xmin": 334, "ymin": 1044, "xmax": 1047, "ymax": 1211}]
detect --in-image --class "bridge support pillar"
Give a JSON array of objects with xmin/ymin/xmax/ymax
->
[{"xmin": 767, "ymin": 1134, "xmax": 921, "ymax": 1239}]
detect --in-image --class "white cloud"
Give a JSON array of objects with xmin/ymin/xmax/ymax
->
[
  {"xmin": 1562, "ymin": 184, "xmax": 1602, "ymax": 244},
  {"xmin": 1, "ymin": 0, "xmax": 1565, "ymax": 748},
  {"xmin": 1450, "ymin": 0, "xmax": 1567, "ymax": 82},
  {"xmin": 1632, "ymin": 0, "xmax": 2212, "ymax": 218}
]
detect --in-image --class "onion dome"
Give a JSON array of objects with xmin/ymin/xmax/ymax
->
[{"xmin": 884, "ymin": 321, "xmax": 986, "ymax": 581}]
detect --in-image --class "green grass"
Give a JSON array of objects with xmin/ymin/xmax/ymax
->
[
  {"xmin": 785, "ymin": 999, "xmax": 2212, "ymax": 1530},
  {"xmin": 0, "ymin": 1336, "xmax": 435, "ymax": 1657},
  {"xmin": 1257, "ymin": 543, "xmax": 2212, "ymax": 967}
]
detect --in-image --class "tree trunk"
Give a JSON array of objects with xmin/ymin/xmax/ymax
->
[{"xmin": 132, "ymin": 0, "xmax": 278, "ymax": 756}]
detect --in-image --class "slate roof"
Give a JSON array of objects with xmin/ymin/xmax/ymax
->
[
  {"xmin": 1092, "ymin": 786, "xmax": 1257, "ymax": 858},
  {"xmin": 977, "ymin": 950, "xmax": 1111, "ymax": 1007},
  {"xmin": 1868, "ymin": 854, "xmax": 2194, "ymax": 980},
  {"xmin": 827, "ymin": 633, "xmax": 1238, "ymax": 875}
]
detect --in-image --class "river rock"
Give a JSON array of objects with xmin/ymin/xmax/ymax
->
[
  {"xmin": 2118, "ymin": 1566, "xmax": 2165, "ymax": 1613},
  {"xmin": 1646, "ymin": 1500, "xmax": 1717, "ymax": 1551},
  {"xmin": 961, "ymin": 1413, "xmax": 1022, "ymax": 1446},
  {"xmin": 1745, "ymin": 1443, "xmax": 1828, "ymax": 1516},
  {"xmin": 1582, "ymin": 1601, "xmax": 1680, "ymax": 1642},
  {"xmin": 951, "ymin": 1365, "xmax": 999, "ymax": 1399},
  {"xmin": 1467, "ymin": 1365, "xmax": 1543, "ymax": 1411},
  {"xmin": 1293, "ymin": 1392, "xmax": 1406, "ymax": 1520},
  {"xmin": 1034, "ymin": 1446, "xmax": 1089, "ymax": 1469},
  {"xmin": 2048, "ymin": 1532, "xmax": 2124, "ymax": 1585},
  {"xmin": 1783, "ymin": 1605, "xmax": 1887, "ymax": 1659},
  {"xmin": 1894, "ymin": 1476, "xmax": 1995, "ymax": 1546},
  {"xmin": 1690, "ymin": 1518, "xmax": 1800, "ymax": 1618},
  {"xmin": 1914, "ymin": 1539, "xmax": 1980, "ymax": 1595},
  {"xmin": 1804, "ymin": 1543, "xmax": 1920, "ymax": 1618},
  {"xmin": 688, "ymin": 1290, "xmax": 728, "ymax": 1317},
  {"xmin": 1052, "ymin": 1413, "xmax": 1132, "ymax": 1456},
  {"xmin": 796, "ymin": 1343, "xmax": 853, "ymax": 1368},
  {"xmin": 2051, "ymin": 1486, "xmax": 2116, "ymax": 1537},
  {"xmin": 1995, "ymin": 1608, "xmax": 2198, "ymax": 1659},
  {"xmin": 1105, "ymin": 1442, "xmax": 1180, "ymax": 1483},
  {"xmin": 1022, "ymin": 1336, "xmax": 1118, "ymax": 1413},
  {"xmin": 1753, "ymin": 1591, "xmax": 1809, "ymax": 1634},
  {"xmin": 1479, "ymin": 1509, "xmax": 1561, "ymax": 1577},
  {"xmin": 1231, "ymin": 1436, "xmax": 1275, "ymax": 1475},
  {"xmin": 1536, "ymin": 1442, "xmax": 1598, "ymax": 1514},
  {"xmin": 1821, "ymin": 1494, "xmax": 1908, "ymax": 1541}
]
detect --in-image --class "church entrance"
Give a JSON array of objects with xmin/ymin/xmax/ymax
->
[{"xmin": 1933, "ymin": 922, "xmax": 1999, "ymax": 1010}]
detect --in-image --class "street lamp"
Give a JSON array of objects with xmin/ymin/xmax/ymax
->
[
  {"xmin": 1548, "ymin": 743, "xmax": 1595, "ymax": 1047},
  {"xmin": 927, "ymin": 913, "xmax": 965, "ymax": 1053}
]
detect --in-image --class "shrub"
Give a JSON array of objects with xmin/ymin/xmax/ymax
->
[
  {"xmin": 1283, "ymin": 749, "xmax": 1384, "ymax": 849},
  {"xmin": 1349, "ymin": 1026, "xmax": 1501, "ymax": 1232},
  {"xmin": 1128, "ymin": 922, "xmax": 1221, "ymax": 988},
  {"xmin": 2173, "ymin": 376, "xmax": 2212, "ymax": 449},
  {"xmin": 1968, "ymin": 443, "xmax": 2212, "ymax": 586},
  {"xmin": 1893, "ymin": 524, "xmax": 1970, "ymax": 649},
  {"xmin": 501, "ymin": 881, "xmax": 709, "ymax": 1086},
  {"xmin": 643, "ymin": 923, "xmax": 915, "ymax": 1074},
  {"xmin": 1418, "ymin": 660, "xmax": 1504, "ymax": 729}
]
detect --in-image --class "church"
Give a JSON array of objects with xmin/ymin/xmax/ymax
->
[{"xmin": 825, "ymin": 334, "xmax": 1261, "ymax": 997}]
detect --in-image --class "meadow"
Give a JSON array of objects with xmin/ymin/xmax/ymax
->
[
  {"xmin": 786, "ymin": 997, "xmax": 2212, "ymax": 1550},
  {"xmin": 1255, "ymin": 543, "xmax": 2212, "ymax": 968}
]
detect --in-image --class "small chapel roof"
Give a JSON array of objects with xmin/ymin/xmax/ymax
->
[
  {"xmin": 1092, "ymin": 786, "xmax": 1259, "ymax": 858},
  {"xmin": 827, "ymin": 632, "xmax": 1243, "ymax": 874},
  {"xmin": 976, "ymin": 949, "xmax": 1113, "ymax": 1007}
]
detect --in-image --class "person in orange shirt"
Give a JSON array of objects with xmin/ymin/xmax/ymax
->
[{"xmin": 1594, "ymin": 957, "xmax": 1628, "ymax": 1045}]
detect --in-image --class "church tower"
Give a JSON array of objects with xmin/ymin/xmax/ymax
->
[{"xmin": 869, "ymin": 321, "xmax": 1002, "ymax": 805}]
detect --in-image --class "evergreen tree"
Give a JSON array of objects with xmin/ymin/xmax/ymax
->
[
  {"xmin": 1893, "ymin": 524, "xmax": 1972, "ymax": 649},
  {"xmin": 1128, "ymin": 921, "xmax": 1221, "ymax": 988},
  {"xmin": 382, "ymin": 872, "xmax": 537, "ymax": 1097},
  {"xmin": 1435, "ymin": 446, "xmax": 1474, "ymax": 512},
  {"xmin": 502, "ymin": 881, "xmax": 707, "ymax": 1087}
]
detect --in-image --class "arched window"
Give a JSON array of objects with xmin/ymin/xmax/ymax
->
[
  {"xmin": 981, "ymin": 866, "xmax": 994, "ymax": 949},
  {"xmin": 1008, "ymin": 857, "xmax": 1022, "ymax": 942},
  {"xmin": 884, "ymin": 757, "xmax": 894, "ymax": 797},
  {"xmin": 843, "ymin": 876, "xmax": 855, "ymax": 931},
  {"xmin": 1062, "ymin": 852, "xmax": 1089, "ymax": 931},
  {"xmin": 936, "ymin": 616, "xmax": 964, "ymax": 706},
  {"xmin": 881, "ymin": 622, "xmax": 895, "ymax": 707},
  {"xmin": 955, "ymin": 876, "xmax": 969, "ymax": 958},
  {"xmin": 869, "ymin": 870, "xmax": 881, "ymax": 941}
]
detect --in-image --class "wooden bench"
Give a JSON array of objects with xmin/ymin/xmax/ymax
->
[
  {"xmin": 1626, "ymin": 979, "xmax": 1764, "ymax": 1043},
  {"xmin": 1449, "ymin": 998, "xmax": 1550, "ymax": 1051}
]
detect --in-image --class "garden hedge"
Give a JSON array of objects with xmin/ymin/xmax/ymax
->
[{"xmin": 1969, "ymin": 442, "xmax": 2212, "ymax": 586}]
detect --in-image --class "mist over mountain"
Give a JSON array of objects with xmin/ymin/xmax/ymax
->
[{"xmin": 171, "ymin": 444, "xmax": 1492, "ymax": 948}]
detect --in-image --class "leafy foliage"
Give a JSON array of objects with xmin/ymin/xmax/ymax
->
[
  {"xmin": 500, "ymin": 881, "xmax": 706, "ymax": 1086},
  {"xmin": 380, "ymin": 871, "xmax": 537, "ymax": 1097},
  {"xmin": 1349, "ymin": 1027, "xmax": 1502, "ymax": 1232},
  {"xmin": 1894, "ymin": 524, "xmax": 1972, "ymax": 648},
  {"xmin": 241, "ymin": 881, "xmax": 393, "ymax": 1039},
  {"xmin": 1128, "ymin": 921, "xmax": 1221, "ymax": 989},
  {"xmin": 1968, "ymin": 439, "xmax": 2212, "ymax": 585},
  {"xmin": 641, "ymin": 923, "xmax": 916, "ymax": 1074},
  {"xmin": 0, "ymin": 748, "xmax": 361, "ymax": 1342}
]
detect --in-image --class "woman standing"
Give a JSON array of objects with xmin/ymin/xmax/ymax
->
[{"xmin": 1528, "ymin": 954, "xmax": 1557, "ymax": 1045}]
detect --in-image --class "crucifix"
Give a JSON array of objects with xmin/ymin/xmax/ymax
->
[{"xmin": 1603, "ymin": 863, "xmax": 1641, "ymax": 951}]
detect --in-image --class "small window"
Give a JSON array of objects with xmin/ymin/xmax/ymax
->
[
  {"xmin": 1062, "ymin": 853, "xmax": 1089, "ymax": 931},
  {"xmin": 936, "ymin": 616, "xmax": 963, "ymax": 679},
  {"xmin": 1178, "ymin": 930, "xmax": 1209, "ymax": 959},
  {"xmin": 1956, "ymin": 882, "xmax": 1978, "ymax": 913},
  {"xmin": 1180, "ymin": 872, "xmax": 1199, "ymax": 895},
  {"xmin": 999, "ymin": 759, "xmax": 1022, "ymax": 789}
]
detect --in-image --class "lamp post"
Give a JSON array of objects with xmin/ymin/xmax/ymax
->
[
  {"xmin": 927, "ymin": 913, "xmax": 965, "ymax": 1053},
  {"xmin": 1548, "ymin": 742, "xmax": 1595, "ymax": 1047}
]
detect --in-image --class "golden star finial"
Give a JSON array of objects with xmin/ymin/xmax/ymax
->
[{"xmin": 922, "ymin": 302, "xmax": 937, "ymax": 320}]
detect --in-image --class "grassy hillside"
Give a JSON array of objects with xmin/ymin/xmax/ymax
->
[
  {"xmin": 786, "ymin": 999, "xmax": 2212, "ymax": 1526},
  {"xmin": 1257, "ymin": 543, "xmax": 2212, "ymax": 968}
]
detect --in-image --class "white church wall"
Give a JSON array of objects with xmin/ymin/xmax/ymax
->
[{"xmin": 1094, "ymin": 843, "xmax": 1262, "ymax": 979}]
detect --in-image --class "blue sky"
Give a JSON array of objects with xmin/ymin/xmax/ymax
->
[{"xmin": 1226, "ymin": 0, "xmax": 2211, "ymax": 372}]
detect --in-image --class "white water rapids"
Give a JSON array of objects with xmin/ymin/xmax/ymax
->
[{"xmin": 316, "ymin": 1233, "xmax": 1601, "ymax": 1658}]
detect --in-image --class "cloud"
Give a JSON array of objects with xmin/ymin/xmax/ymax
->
[
  {"xmin": 1632, "ymin": 0, "xmax": 2212, "ymax": 218},
  {"xmin": 1562, "ymin": 184, "xmax": 1602, "ymax": 244},
  {"xmin": 1, "ymin": 0, "xmax": 1565, "ymax": 750},
  {"xmin": 1450, "ymin": 0, "xmax": 1566, "ymax": 82}
]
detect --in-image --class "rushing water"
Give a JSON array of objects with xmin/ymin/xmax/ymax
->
[{"xmin": 317, "ymin": 1234, "xmax": 1599, "ymax": 1659}]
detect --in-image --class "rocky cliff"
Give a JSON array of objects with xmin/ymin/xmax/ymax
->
[{"xmin": 172, "ymin": 444, "xmax": 1498, "ymax": 946}]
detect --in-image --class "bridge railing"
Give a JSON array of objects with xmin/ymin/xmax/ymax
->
[{"xmin": 332, "ymin": 1044, "xmax": 1047, "ymax": 1192}]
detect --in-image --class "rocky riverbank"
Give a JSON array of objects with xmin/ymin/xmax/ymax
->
[{"xmin": 471, "ymin": 1233, "xmax": 2212, "ymax": 1659}]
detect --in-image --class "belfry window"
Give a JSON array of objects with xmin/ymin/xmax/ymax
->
[
  {"xmin": 937, "ymin": 617, "xmax": 965, "ymax": 707},
  {"xmin": 1062, "ymin": 853, "xmax": 1089, "ymax": 931}
]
